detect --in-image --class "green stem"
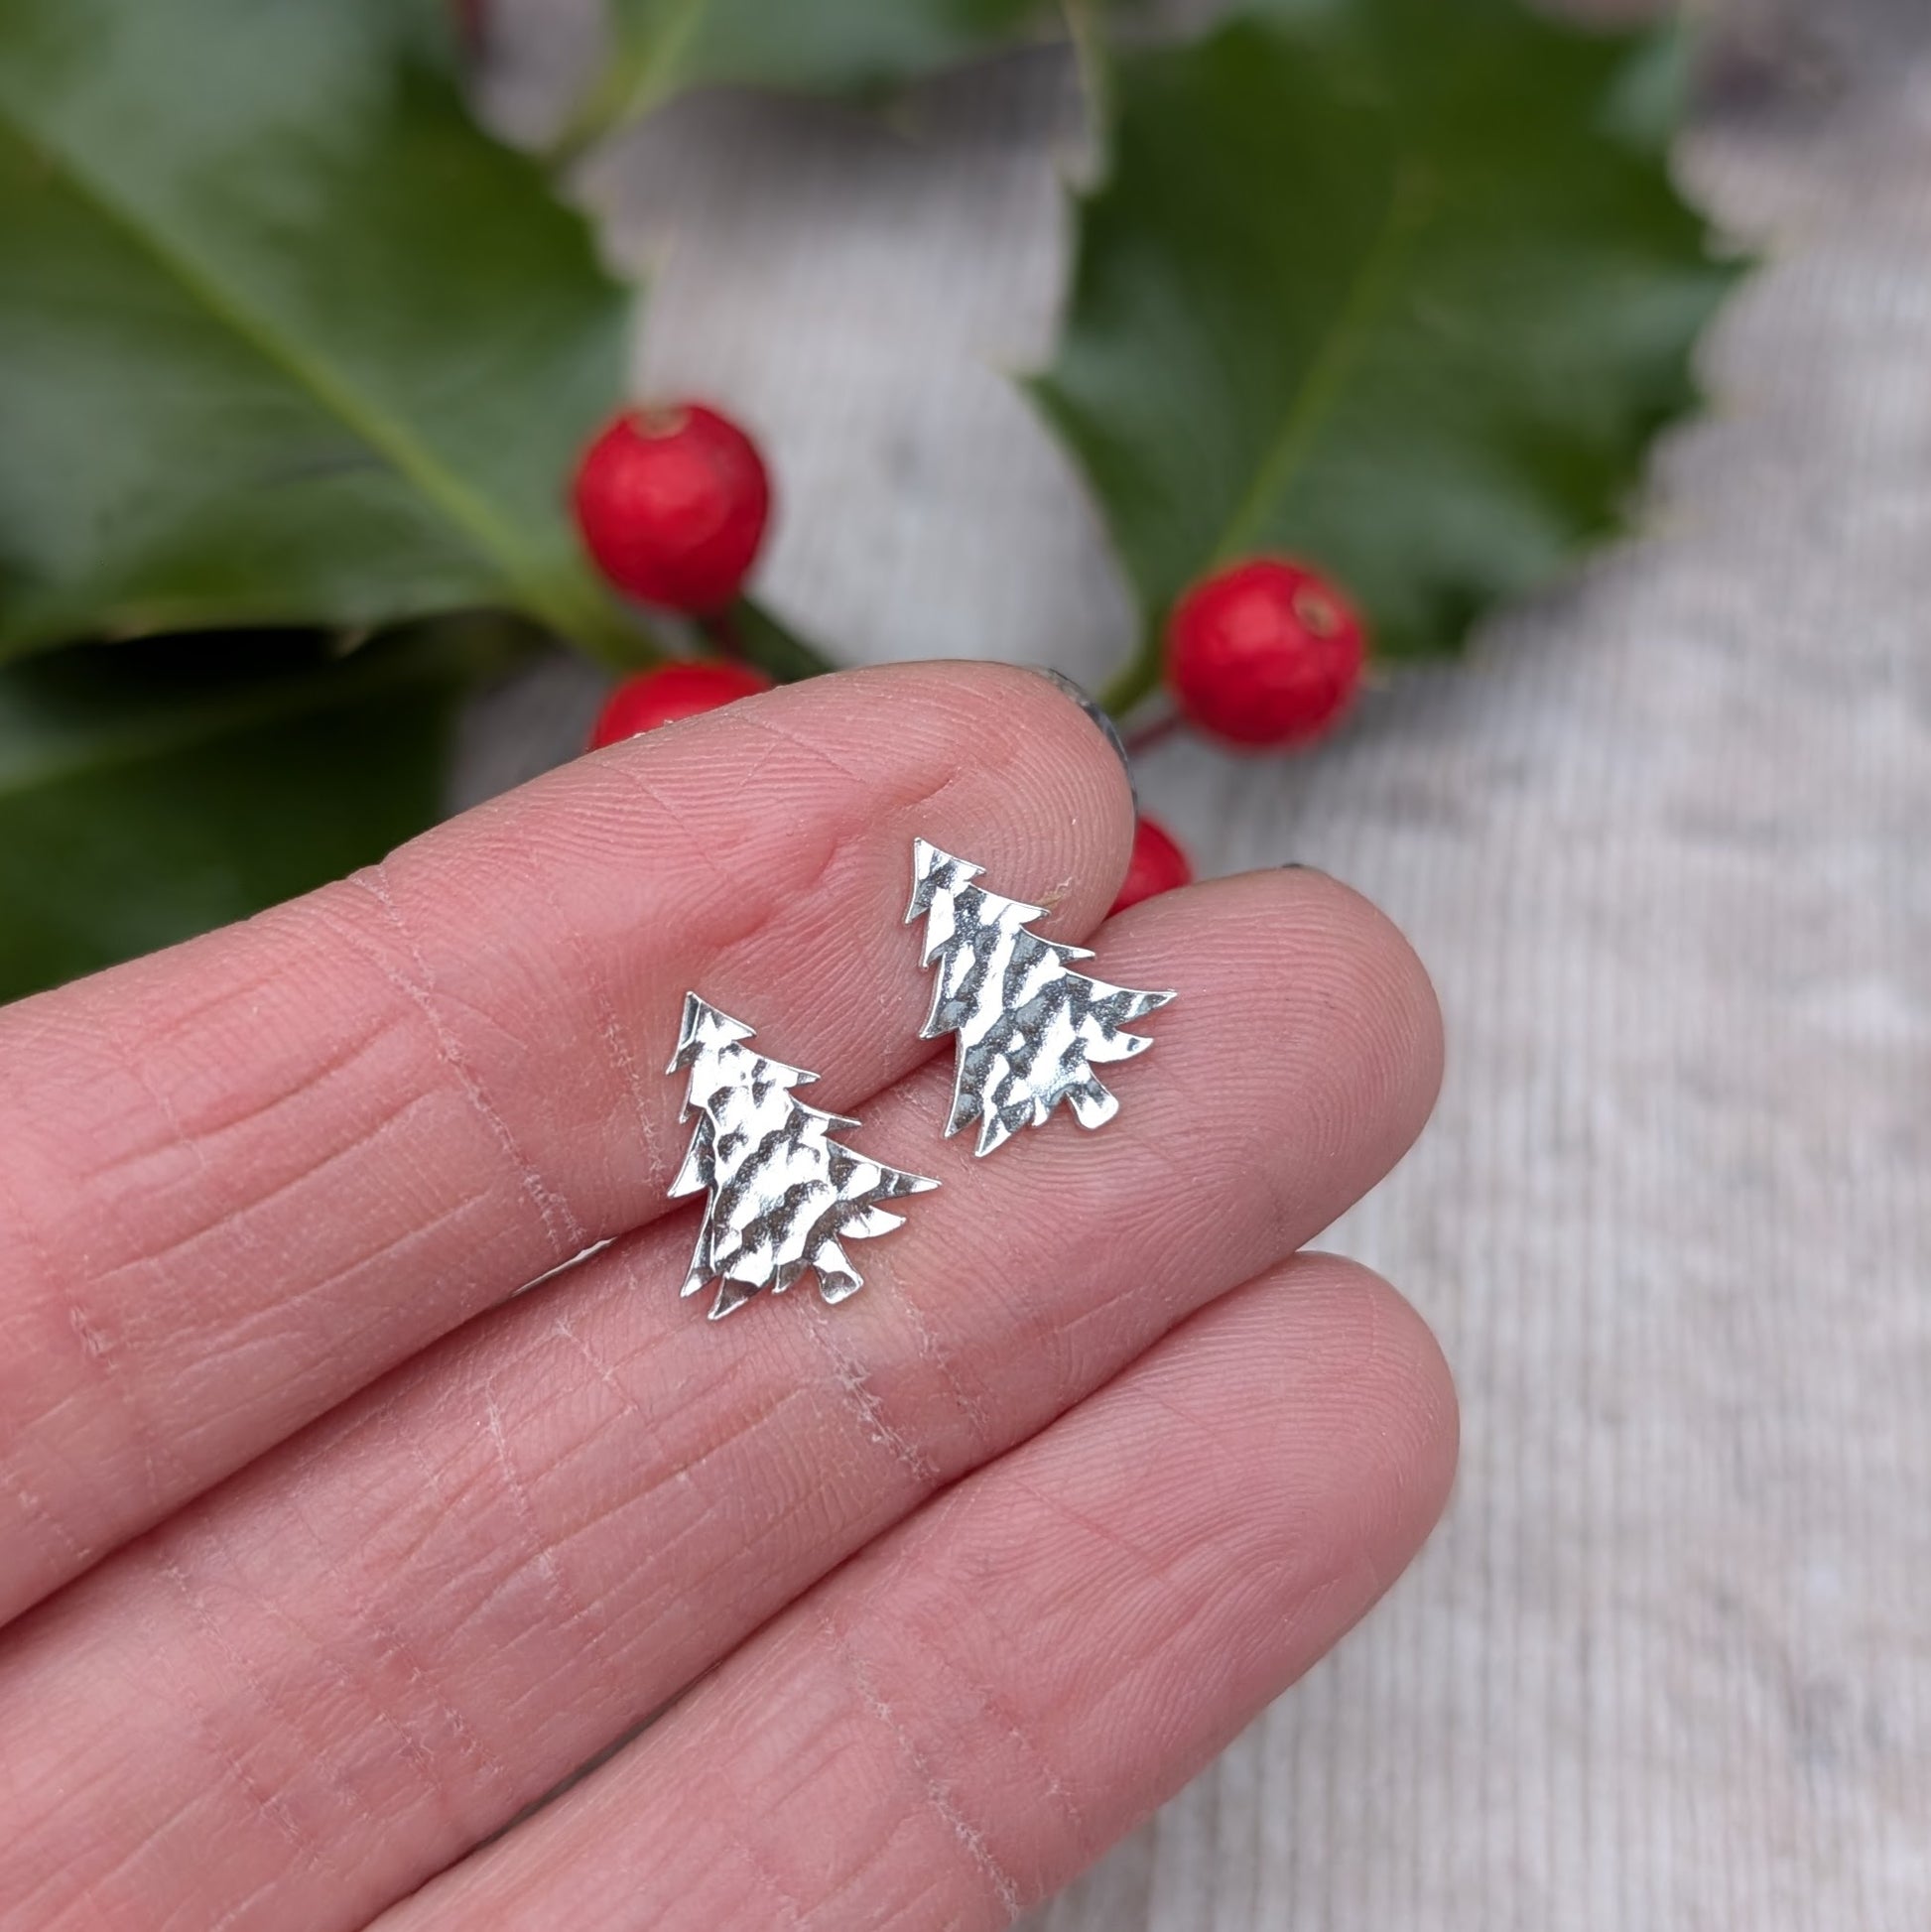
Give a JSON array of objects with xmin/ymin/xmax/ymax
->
[
  {"xmin": 1096, "ymin": 615, "xmax": 1167, "ymax": 720},
  {"xmin": 1064, "ymin": 0, "xmax": 1112, "ymax": 176},
  {"xmin": 557, "ymin": 0, "xmax": 710, "ymax": 159},
  {"xmin": 566, "ymin": 596, "xmax": 668, "ymax": 675},
  {"xmin": 708, "ymin": 597, "xmax": 837, "ymax": 684}
]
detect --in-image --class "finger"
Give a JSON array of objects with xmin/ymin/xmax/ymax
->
[
  {"xmin": 0, "ymin": 662, "xmax": 1132, "ymax": 1623},
  {"xmin": 382, "ymin": 1255, "xmax": 1460, "ymax": 1930},
  {"xmin": 0, "ymin": 870, "xmax": 1441, "ymax": 1932}
]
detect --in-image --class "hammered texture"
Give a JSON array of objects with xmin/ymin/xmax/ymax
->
[
  {"xmin": 667, "ymin": 993, "xmax": 937, "ymax": 1320},
  {"xmin": 907, "ymin": 839, "xmax": 1174, "ymax": 1158}
]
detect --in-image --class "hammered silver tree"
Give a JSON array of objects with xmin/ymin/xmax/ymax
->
[
  {"xmin": 668, "ymin": 993, "xmax": 938, "ymax": 1320},
  {"xmin": 906, "ymin": 838, "xmax": 1176, "ymax": 1158}
]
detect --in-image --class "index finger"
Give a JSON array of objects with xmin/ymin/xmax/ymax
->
[{"xmin": 0, "ymin": 661, "xmax": 1134, "ymax": 1624}]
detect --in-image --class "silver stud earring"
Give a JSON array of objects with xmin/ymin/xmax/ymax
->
[
  {"xmin": 906, "ymin": 838, "xmax": 1176, "ymax": 1158},
  {"xmin": 668, "ymin": 993, "xmax": 938, "ymax": 1321}
]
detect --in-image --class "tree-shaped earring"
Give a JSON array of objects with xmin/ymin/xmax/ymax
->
[
  {"xmin": 906, "ymin": 838, "xmax": 1176, "ymax": 1158},
  {"xmin": 668, "ymin": 993, "xmax": 938, "ymax": 1320}
]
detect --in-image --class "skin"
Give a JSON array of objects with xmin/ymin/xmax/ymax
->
[{"xmin": 0, "ymin": 663, "xmax": 1457, "ymax": 1931}]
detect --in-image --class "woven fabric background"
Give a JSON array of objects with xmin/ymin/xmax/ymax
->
[{"xmin": 469, "ymin": 4, "xmax": 1931, "ymax": 1924}]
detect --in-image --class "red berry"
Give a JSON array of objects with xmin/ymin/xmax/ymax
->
[
  {"xmin": 587, "ymin": 661, "xmax": 773, "ymax": 750},
  {"xmin": 1110, "ymin": 815, "xmax": 1194, "ymax": 916},
  {"xmin": 1167, "ymin": 558, "xmax": 1365, "ymax": 748},
  {"xmin": 573, "ymin": 404, "xmax": 772, "ymax": 614}
]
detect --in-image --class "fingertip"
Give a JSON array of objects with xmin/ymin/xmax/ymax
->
[
  {"xmin": 1164, "ymin": 1252, "xmax": 1459, "ymax": 1654},
  {"xmin": 766, "ymin": 660, "xmax": 1142, "ymax": 938},
  {"xmin": 1274, "ymin": 866, "xmax": 1447, "ymax": 1160},
  {"xmin": 1102, "ymin": 864, "xmax": 1445, "ymax": 1211},
  {"xmin": 961, "ymin": 661, "xmax": 1140, "ymax": 921},
  {"xmin": 1276, "ymin": 1252, "xmax": 1461, "ymax": 1561},
  {"xmin": 1022, "ymin": 667, "xmax": 1137, "ymax": 797}
]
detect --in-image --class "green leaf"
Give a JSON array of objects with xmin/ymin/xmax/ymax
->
[
  {"xmin": 0, "ymin": 622, "xmax": 512, "ymax": 1004},
  {"xmin": 1031, "ymin": 0, "xmax": 1740, "ymax": 712},
  {"xmin": 0, "ymin": 0, "xmax": 642, "ymax": 664},
  {"xmin": 581, "ymin": 0, "xmax": 1058, "ymax": 141}
]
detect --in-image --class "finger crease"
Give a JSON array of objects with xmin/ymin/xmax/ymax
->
[
  {"xmin": 817, "ymin": 1605, "xmax": 1024, "ymax": 1920},
  {"xmin": 152, "ymin": 1552, "xmax": 347, "ymax": 1883},
  {"xmin": 477, "ymin": 1370, "xmax": 603, "ymax": 1666},
  {"xmin": 797, "ymin": 1304, "xmax": 938, "ymax": 1488},
  {"xmin": 329, "ymin": 869, "xmax": 587, "ymax": 1256}
]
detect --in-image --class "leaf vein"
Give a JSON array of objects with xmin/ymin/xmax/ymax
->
[
  {"xmin": 0, "ymin": 108, "xmax": 603, "ymax": 648},
  {"xmin": 1214, "ymin": 162, "xmax": 1435, "ymax": 567}
]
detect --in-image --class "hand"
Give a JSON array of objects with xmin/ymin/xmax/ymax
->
[{"xmin": 0, "ymin": 664, "xmax": 1455, "ymax": 1931}]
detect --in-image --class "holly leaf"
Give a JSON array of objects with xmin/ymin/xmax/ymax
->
[
  {"xmin": 0, "ymin": 0, "xmax": 638, "ymax": 663},
  {"xmin": 0, "ymin": 623, "xmax": 514, "ymax": 1004},
  {"xmin": 579, "ymin": 0, "xmax": 1059, "ymax": 140},
  {"xmin": 1031, "ymin": 0, "xmax": 1740, "ymax": 710}
]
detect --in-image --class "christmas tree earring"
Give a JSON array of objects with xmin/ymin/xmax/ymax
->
[
  {"xmin": 906, "ymin": 838, "xmax": 1176, "ymax": 1158},
  {"xmin": 667, "ymin": 993, "xmax": 938, "ymax": 1321}
]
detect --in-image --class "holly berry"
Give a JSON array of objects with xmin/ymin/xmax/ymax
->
[
  {"xmin": 1110, "ymin": 814, "xmax": 1193, "ymax": 916},
  {"xmin": 1166, "ymin": 558, "xmax": 1365, "ymax": 748},
  {"xmin": 587, "ymin": 661, "xmax": 773, "ymax": 750},
  {"xmin": 573, "ymin": 404, "xmax": 772, "ymax": 614}
]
